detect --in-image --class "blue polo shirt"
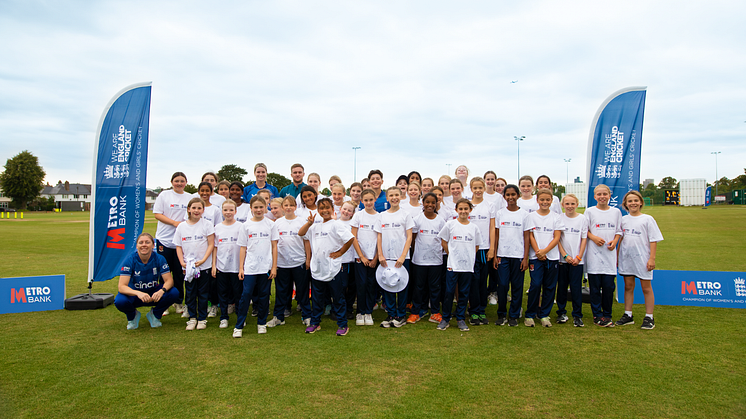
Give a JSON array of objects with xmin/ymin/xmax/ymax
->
[
  {"xmin": 120, "ymin": 251, "xmax": 171, "ymax": 294},
  {"xmin": 358, "ymin": 190, "xmax": 389, "ymax": 213},
  {"xmin": 279, "ymin": 182, "xmax": 307, "ymax": 198},
  {"xmin": 242, "ymin": 182, "xmax": 279, "ymax": 203}
]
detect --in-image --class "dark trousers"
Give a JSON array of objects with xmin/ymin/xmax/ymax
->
[
  {"xmin": 156, "ymin": 241, "xmax": 184, "ymax": 303},
  {"xmin": 311, "ymin": 267, "xmax": 348, "ymax": 328},
  {"xmin": 185, "ymin": 269, "xmax": 211, "ymax": 321},
  {"xmin": 412, "ymin": 263, "xmax": 442, "ymax": 316},
  {"xmin": 275, "ymin": 265, "xmax": 310, "ymax": 320},
  {"xmin": 344, "ymin": 263, "xmax": 356, "ymax": 316},
  {"xmin": 588, "ymin": 273, "xmax": 616, "ymax": 318},
  {"xmin": 556, "ymin": 263, "xmax": 584, "ymax": 318},
  {"xmin": 496, "ymin": 257, "xmax": 524, "ymax": 319},
  {"xmin": 114, "ymin": 287, "xmax": 180, "ymax": 321},
  {"xmin": 442, "ymin": 270, "xmax": 472, "ymax": 321},
  {"xmin": 235, "ymin": 274, "xmax": 270, "ymax": 329},
  {"xmin": 354, "ymin": 261, "xmax": 377, "ymax": 315},
  {"xmin": 468, "ymin": 250, "xmax": 489, "ymax": 316},
  {"xmin": 216, "ymin": 271, "xmax": 241, "ymax": 321},
  {"xmin": 526, "ymin": 259, "xmax": 558, "ymax": 319},
  {"xmin": 382, "ymin": 260, "xmax": 409, "ymax": 318}
]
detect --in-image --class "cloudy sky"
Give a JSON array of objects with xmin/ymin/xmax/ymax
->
[{"xmin": 1, "ymin": 1, "xmax": 744, "ymax": 190}]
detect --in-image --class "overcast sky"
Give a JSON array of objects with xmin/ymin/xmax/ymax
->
[{"xmin": 1, "ymin": 1, "xmax": 744, "ymax": 190}]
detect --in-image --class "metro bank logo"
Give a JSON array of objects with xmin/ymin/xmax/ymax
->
[
  {"xmin": 681, "ymin": 281, "xmax": 722, "ymax": 296},
  {"xmin": 11, "ymin": 287, "xmax": 52, "ymax": 303},
  {"xmin": 1, "ymin": 275, "xmax": 65, "ymax": 314}
]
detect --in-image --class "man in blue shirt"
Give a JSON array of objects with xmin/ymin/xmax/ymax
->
[
  {"xmin": 357, "ymin": 169, "xmax": 389, "ymax": 213},
  {"xmin": 279, "ymin": 163, "xmax": 307, "ymax": 198},
  {"xmin": 242, "ymin": 163, "xmax": 279, "ymax": 203}
]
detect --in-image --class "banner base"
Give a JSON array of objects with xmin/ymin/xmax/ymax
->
[{"xmin": 64, "ymin": 293, "xmax": 115, "ymax": 310}]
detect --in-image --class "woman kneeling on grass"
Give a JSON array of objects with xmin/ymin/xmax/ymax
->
[{"xmin": 114, "ymin": 233, "xmax": 180, "ymax": 330}]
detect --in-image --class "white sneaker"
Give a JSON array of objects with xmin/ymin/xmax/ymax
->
[
  {"xmin": 207, "ymin": 306, "xmax": 217, "ymax": 318},
  {"xmin": 161, "ymin": 307, "xmax": 170, "ymax": 316},
  {"xmin": 233, "ymin": 328, "xmax": 242, "ymax": 338},
  {"xmin": 185, "ymin": 319, "xmax": 197, "ymax": 331},
  {"xmin": 219, "ymin": 319, "xmax": 229, "ymax": 329},
  {"xmin": 174, "ymin": 303, "xmax": 185, "ymax": 314},
  {"xmin": 266, "ymin": 317, "xmax": 285, "ymax": 327},
  {"xmin": 257, "ymin": 324, "xmax": 267, "ymax": 334},
  {"xmin": 181, "ymin": 307, "xmax": 190, "ymax": 318},
  {"xmin": 488, "ymin": 293, "xmax": 498, "ymax": 305},
  {"xmin": 356, "ymin": 313, "xmax": 365, "ymax": 326},
  {"xmin": 302, "ymin": 318, "xmax": 311, "ymax": 327},
  {"xmin": 227, "ymin": 304, "xmax": 235, "ymax": 314},
  {"xmin": 364, "ymin": 314, "xmax": 374, "ymax": 326},
  {"xmin": 197, "ymin": 320, "xmax": 207, "ymax": 330},
  {"xmin": 524, "ymin": 318, "xmax": 535, "ymax": 327}
]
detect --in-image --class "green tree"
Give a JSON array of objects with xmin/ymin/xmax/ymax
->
[
  {"xmin": 0, "ymin": 150, "xmax": 46, "ymax": 210},
  {"xmin": 320, "ymin": 187, "xmax": 331, "ymax": 197},
  {"xmin": 658, "ymin": 176, "xmax": 678, "ymax": 190},
  {"xmin": 217, "ymin": 164, "xmax": 248, "ymax": 183},
  {"xmin": 266, "ymin": 172, "xmax": 291, "ymax": 191},
  {"xmin": 184, "ymin": 184, "xmax": 198, "ymax": 194}
]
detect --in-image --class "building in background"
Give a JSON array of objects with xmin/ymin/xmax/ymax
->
[{"xmin": 41, "ymin": 181, "xmax": 91, "ymax": 211}]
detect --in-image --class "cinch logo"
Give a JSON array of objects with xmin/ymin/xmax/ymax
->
[
  {"xmin": 11, "ymin": 287, "xmax": 52, "ymax": 303},
  {"xmin": 681, "ymin": 281, "xmax": 722, "ymax": 296},
  {"xmin": 106, "ymin": 227, "xmax": 126, "ymax": 249}
]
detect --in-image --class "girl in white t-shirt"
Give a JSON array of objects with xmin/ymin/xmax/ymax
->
[
  {"xmin": 409, "ymin": 193, "xmax": 445, "ymax": 324},
  {"xmin": 585, "ymin": 184, "xmax": 623, "ymax": 327},
  {"xmin": 174, "ymin": 197, "xmax": 215, "ymax": 330},
  {"xmin": 338, "ymin": 201, "xmax": 359, "ymax": 321},
  {"xmin": 482, "ymin": 171, "xmax": 505, "ymax": 305},
  {"xmin": 615, "ymin": 190, "xmax": 663, "ymax": 330},
  {"xmin": 351, "ymin": 189, "xmax": 382, "ymax": 326},
  {"xmin": 467, "ymin": 177, "xmax": 496, "ymax": 326},
  {"xmin": 421, "ymin": 178, "xmax": 434, "ymax": 195},
  {"xmin": 375, "ymin": 187, "xmax": 414, "ymax": 328},
  {"xmin": 299, "ymin": 198, "xmax": 355, "ymax": 336},
  {"xmin": 153, "ymin": 172, "xmax": 192, "ymax": 316},
  {"xmin": 493, "ymin": 184, "xmax": 530, "ymax": 326},
  {"xmin": 525, "ymin": 189, "xmax": 565, "ymax": 328},
  {"xmin": 436, "ymin": 198, "xmax": 482, "ymax": 332},
  {"xmin": 267, "ymin": 196, "xmax": 311, "ymax": 327},
  {"xmin": 400, "ymin": 181, "xmax": 422, "ymax": 218},
  {"xmin": 200, "ymin": 172, "xmax": 226, "ymax": 207},
  {"xmin": 196, "ymin": 181, "xmax": 222, "ymax": 318},
  {"xmin": 229, "ymin": 182, "xmax": 250, "ymax": 223},
  {"xmin": 349, "ymin": 182, "xmax": 363, "ymax": 212},
  {"xmin": 536, "ymin": 175, "xmax": 562, "ymax": 215},
  {"xmin": 233, "ymin": 196, "xmax": 279, "ymax": 338},
  {"xmin": 439, "ymin": 175, "xmax": 453, "ymax": 208},
  {"xmin": 556, "ymin": 194, "xmax": 588, "ymax": 327},
  {"xmin": 446, "ymin": 179, "xmax": 465, "ymax": 211},
  {"xmin": 331, "ymin": 183, "xmax": 347, "ymax": 218},
  {"xmin": 517, "ymin": 175, "xmax": 539, "ymax": 213},
  {"xmin": 211, "ymin": 199, "xmax": 242, "ymax": 329}
]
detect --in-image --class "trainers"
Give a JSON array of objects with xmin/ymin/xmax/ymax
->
[
  {"xmin": 302, "ymin": 318, "xmax": 311, "ymax": 327},
  {"xmin": 573, "ymin": 317, "xmax": 585, "ymax": 327},
  {"xmin": 266, "ymin": 317, "xmax": 285, "ymax": 327},
  {"xmin": 232, "ymin": 328, "xmax": 242, "ymax": 338},
  {"xmin": 593, "ymin": 317, "xmax": 601, "ymax": 326},
  {"xmin": 540, "ymin": 317, "xmax": 552, "ymax": 328},
  {"xmin": 227, "ymin": 304, "xmax": 235, "ymax": 314},
  {"xmin": 488, "ymin": 293, "xmax": 498, "ymax": 305},
  {"xmin": 257, "ymin": 324, "xmax": 267, "ymax": 334},
  {"xmin": 495, "ymin": 316, "xmax": 507, "ymax": 326},
  {"xmin": 524, "ymin": 318, "xmax": 535, "ymax": 327},
  {"xmin": 174, "ymin": 303, "xmax": 185, "ymax": 314},
  {"xmin": 305, "ymin": 324, "xmax": 321, "ymax": 334},
  {"xmin": 197, "ymin": 320, "xmax": 207, "ymax": 330},
  {"xmin": 127, "ymin": 311, "xmax": 141, "ymax": 330},
  {"xmin": 479, "ymin": 315, "xmax": 489, "ymax": 325},
  {"xmin": 161, "ymin": 307, "xmax": 169, "ymax": 316},
  {"xmin": 219, "ymin": 319, "xmax": 229, "ymax": 329},
  {"xmin": 181, "ymin": 308, "xmax": 190, "ymax": 318},
  {"xmin": 406, "ymin": 314, "xmax": 421, "ymax": 324},
  {"xmin": 557, "ymin": 314, "xmax": 569, "ymax": 324},
  {"xmin": 597, "ymin": 317, "xmax": 614, "ymax": 327},
  {"xmin": 469, "ymin": 314, "xmax": 480, "ymax": 326},
  {"xmin": 364, "ymin": 314, "xmax": 374, "ymax": 326},
  {"xmin": 185, "ymin": 318, "xmax": 197, "ymax": 331},
  {"xmin": 436, "ymin": 319, "xmax": 450, "ymax": 330},
  {"xmin": 356, "ymin": 313, "xmax": 365, "ymax": 326},
  {"xmin": 641, "ymin": 316, "xmax": 655, "ymax": 330},
  {"xmin": 457, "ymin": 320, "xmax": 470, "ymax": 331},
  {"xmin": 392, "ymin": 317, "xmax": 406, "ymax": 328},
  {"xmin": 146, "ymin": 310, "xmax": 162, "ymax": 328},
  {"xmin": 324, "ymin": 305, "xmax": 332, "ymax": 316},
  {"xmin": 251, "ymin": 307, "xmax": 258, "ymax": 317},
  {"xmin": 207, "ymin": 306, "xmax": 217, "ymax": 318},
  {"xmin": 284, "ymin": 309, "xmax": 292, "ymax": 318},
  {"xmin": 429, "ymin": 313, "xmax": 443, "ymax": 323},
  {"xmin": 616, "ymin": 313, "xmax": 635, "ymax": 326},
  {"xmin": 508, "ymin": 317, "xmax": 518, "ymax": 327},
  {"xmin": 380, "ymin": 316, "xmax": 394, "ymax": 328},
  {"xmin": 336, "ymin": 326, "xmax": 349, "ymax": 336}
]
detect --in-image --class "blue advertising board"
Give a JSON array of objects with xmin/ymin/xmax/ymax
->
[
  {"xmin": 0, "ymin": 275, "xmax": 66, "ymax": 314},
  {"xmin": 617, "ymin": 270, "xmax": 746, "ymax": 309}
]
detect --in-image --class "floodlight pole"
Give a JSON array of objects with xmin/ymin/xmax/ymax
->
[
  {"xmin": 352, "ymin": 146, "xmax": 361, "ymax": 181},
  {"xmin": 564, "ymin": 158, "xmax": 572, "ymax": 186},
  {"xmin": 515, "ymin": 136, "xmax": 525, "ymax": 180},
  {"xmin": 711, "ymin": 151, "xmax": 721, "ymax": 197},
  {"xmin": 446, "ymin": 163, "xmax": 452, "ymax": 175}
]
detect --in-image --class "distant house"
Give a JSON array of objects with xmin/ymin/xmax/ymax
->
[
  {"xmin": 41, "ymin": 181, "xmax": 92, "ymax": 211},
  {"xmin": 0, "ymin": 189, "xmax": 10, "ymax": 210},
  {"xmin": 146, "ymin": 189, "xmax": 158, "ymax": 210}
]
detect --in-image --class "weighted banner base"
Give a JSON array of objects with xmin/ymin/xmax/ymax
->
[{"xmin": 65, "ymin": 293, "xmax": 115, "ymax": 310}]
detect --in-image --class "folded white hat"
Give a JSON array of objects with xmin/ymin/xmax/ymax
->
[{"xmin": 375, "ymin": 262, "xmax": 409, "ymax": 293}]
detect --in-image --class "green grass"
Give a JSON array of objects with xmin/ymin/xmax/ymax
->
[{"xmin": 1, "ymin": 206, "xmax": 745, "ymax": 418}]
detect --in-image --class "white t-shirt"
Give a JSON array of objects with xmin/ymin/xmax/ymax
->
[
  {"xmin": 468, "ymin": 201, "xmax": 496, "ymax": 250},
  {"xmin": 184, "ymin": 204, "xmax": 221, "ymax": 227},
  {"xmin": 210, "ymin": 193, "xmax": 226, "ymax": 207},
  {"xmin": 295, "ymin": 207, "xmax": 323, "ymax": 225},
  {"xmin": 399, "ymin": 200, "xmax": 422, "ymax": 219},
  {"xmin": 495, "ymin": 208, "xmax": 530, "ymax": 259},
  {"xmin": 412, "ymin": 213, "xmax": 446, "ymax": 266},
  {"xmin": 375, "ymin": 209, "xmax": 415, "ymax": 261},
  {"xmin": 483, "ymin": 191, "xmax": 507, "ymax": 211},
  {"xmin": 584, "ymin": 206, "xmax": 623, "ymax": 275},
  {"xmin": 153, "ymin": 189, "xmax": 192, "ymax": 248},
  {"xmin": 173, "ymin": 218, "xmax": 215, "ymax": 270},
  {"xmin": 337, "ymin": 218, "xmax": 357, "ymax": 264},
  {"xmin": 306, "ymin": 220, "xmax": 354, "ymax": 282},
  {"xmin": 618, "ymin": 214, "xmax": 664, "ymax": 280},
  {"xmin": 214, "ymin": 222, "xmax": 241, "ymax": 273},
  {"xmin": 517, "ymin": 197, "xmax": 539, "ymax": 213},
  {"xmin": 442, "ymin": 195, "xmax": 454, "ymax": 209},
  {"xmin": 235, "ymin": 203, "xmax": 251, "ymax": 223},
  {"xmin": 237, "ymin": 217, "xmax": 279, "ymax": 275},
  {"xmin": 437, "ymin": 220, "xmax": 483, "ymax": 272},
  {"xmin": 559, "ymin": 213, "xmax": 588, "ymax": 265},
  {"xmin": 352, "ymin": 210, "xmax": 380, "ymax": 260},
  {"xmin": 274, "ymin": 217, "xmax": 307, "ymax": 269},
  {"xmin": 526, "ymin": 211, "xmax": 566, "ymax": 261}
]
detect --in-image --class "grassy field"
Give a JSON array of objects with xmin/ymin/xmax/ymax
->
[{"xmin": 1, "ymin": 206, "xmax": 745, "ymax": 418}]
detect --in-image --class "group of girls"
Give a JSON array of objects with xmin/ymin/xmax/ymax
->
[{"xmin": 135, "ymin": 164, "xmax": 661, "ymax": 334}]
